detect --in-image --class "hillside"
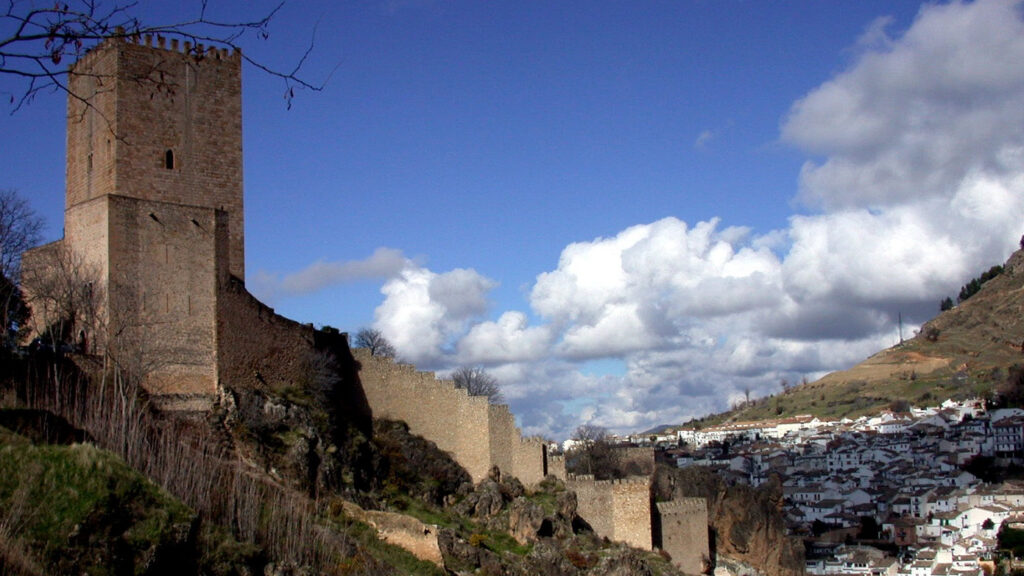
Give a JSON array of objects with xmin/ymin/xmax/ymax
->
[
  {"xmin": 703, "ymin": 247, "xmax": 1024, "ymax": 426},
  {"xmin": 0, "ymin": 359, "xmax": 689, "ymax": 576},
  {"xmin": 0, "ymin": 418, "xmax": 205, "ymax": 575}
]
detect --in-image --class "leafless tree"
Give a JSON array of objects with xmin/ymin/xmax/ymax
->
[
  {"xmin": 569, "ymin": 424, "xmax": 621, "ymax": 478},
  {"xmin": 0, "ymin": 189, "xmax": 42, "ymax": 280},
  {"xmin": 0, "ymin": 189, "xmax": 42, "ymax": 349},
  {"xmin": 20, "ymin": 243, "xmax": 102, "ymax": 351},
  {"xmin": 572, "ymin": 423, "xmax": 609, "ymax": 445},
  {"xmin": 1, "ymin": 1, "xmax": 327, "ymax": 112},
  {"xmin": 452, "ymin": 365, "xmax": 502, "ymax": 404},
  {"xmin": 353, "ymin": 327, "xmax": 396, "ymax": 358}
]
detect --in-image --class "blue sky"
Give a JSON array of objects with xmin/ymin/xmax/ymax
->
[{"xmin": 4, "ymin": 1, "xmax": 1024, "ymax": 439}]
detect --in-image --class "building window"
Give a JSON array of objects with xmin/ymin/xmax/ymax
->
[{"xmin": 164, "ymin": 149, "xmax": 174, "ymax": 169}]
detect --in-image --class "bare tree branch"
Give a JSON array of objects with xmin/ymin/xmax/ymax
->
[
  {"xmin": 353, "ymin": 327, "xmax": 396, "ymax": 359},
  {"xmin": 0, "ymin": 189, "xmax": 41, "ymax": 349},
  {"xmin": 1, "ymin": 1, "xmax": 328, "ymax": 111}
]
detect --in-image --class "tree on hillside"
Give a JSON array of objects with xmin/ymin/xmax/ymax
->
[
  {"xmin": 957, "ymin": 265, "xmax": 1004, "ymax": 304},
  {"xmin": 1, "ymin": 1, "xmax": 325, "ymax": 112},
  {"xmin": 996, "ymin": 364, "xmax": 1024, "ymax": 408},
  {"xmin": 452, "ymin": 365, "xmax": 503, "ymax": 404},
  {"xmin": 353, "ymin": 327, "xmax": 396, "ymax": 359}
]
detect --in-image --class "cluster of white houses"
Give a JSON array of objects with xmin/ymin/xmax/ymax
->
[{"xmin": 628, "ymin": 399, "xmax": 1024, "ymax": 576}]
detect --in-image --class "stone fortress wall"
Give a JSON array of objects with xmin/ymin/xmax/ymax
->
[
  {"xmin": 64, "ymin": 34, "xmax": 246, "ymax": 279},
  {"xmin": 566, "ymin": 474, "xmax": 653, "ymax": 551},
  {"xmin": 656, "ymin": 497, "xmax": 711, "ymax": 574},
  {"xmin": 352, "ymin": 349, "xmax": 546, "ymax": 485}
]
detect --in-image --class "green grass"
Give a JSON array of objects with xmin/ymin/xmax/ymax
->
[{"xmin": 0, "ymin": 425, "xmax": 195, "ymax": 574}]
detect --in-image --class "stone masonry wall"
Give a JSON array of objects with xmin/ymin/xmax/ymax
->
[
  {"xmin": 547, "ymin": 453, "xmax": 567, "ymax": 481},
  {"xmin": 218, "ymin": 278, "xmax": 318, "ymax": 394},
  {"xmin": 353, "ymin": 349, "xmax": 545, "ymax": 485},
  {"xmin": 106, "ymin": 195, "xmax": 223, "ymax": 399},
  {"xmin": 512, "ymin": 437, "xmax": 547, "ymax": 487},
  {"xmin": 656, "ymin": 498, "xmax": 710, "ymax": 574},
  {"xmin": 567, "ymin": 474, "xmax": 652, "ymax": 550},
  {"xmin": 22, "ymin": 194, "xmax": 226, "ymax": 406},
  {"xmin": 488, "ymin": 404, "xmax": 515, "ymax": 479}
]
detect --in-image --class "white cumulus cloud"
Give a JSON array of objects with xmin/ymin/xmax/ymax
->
[{"xmin": 362, "ymin": 0, "xmax": 1024, "ymax": 439}]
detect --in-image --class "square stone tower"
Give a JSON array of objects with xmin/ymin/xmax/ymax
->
[
  {"xmin": 65, "ymin": 35, "xmax": 244, "ymax": 280},
  {"xmin": 24, "ymin": 35, "xmax": 246, "ymax": 408}
]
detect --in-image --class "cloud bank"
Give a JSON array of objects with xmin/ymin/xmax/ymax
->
[{"xmin": 272, "ymin": 0, "xmax": 1024, "ymax": 439}]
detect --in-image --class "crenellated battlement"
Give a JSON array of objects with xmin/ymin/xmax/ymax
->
[
  {"xmin": 109, "ymin": 26, "xmax": 241, "ymax": 60},
  {"xmin": 656, "ymin": 497, "xmax": 707, "ymax": 515},
  {"xmin": 567, "ymin": 474, "xmax": 651, "ymax": 488}
]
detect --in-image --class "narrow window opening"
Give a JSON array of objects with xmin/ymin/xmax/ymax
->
[{"xmin": 164, "ymin": 149, "xmax": 174, "ymax": 169}]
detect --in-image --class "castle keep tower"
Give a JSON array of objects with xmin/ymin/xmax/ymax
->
[
  {"xmin": 24, "ymin": 36, "xmax": 247, "ymax": 407},
  {"xmin": 65, "ymin": 35, "xmax": 245, "ymax": 279}
]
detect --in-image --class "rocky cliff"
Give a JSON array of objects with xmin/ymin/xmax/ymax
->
[{"xmin": 653, "ymin": 466, "xmax": 805, "ymax": 576}]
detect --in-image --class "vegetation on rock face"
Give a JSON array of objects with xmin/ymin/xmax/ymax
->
[
  {"xmin": 2, "ymin": 348, "xmax": 687, "ymax": 575},
  {"xmin": 372, "ymin": 419, "xmax": 472, "ymax": 506}
]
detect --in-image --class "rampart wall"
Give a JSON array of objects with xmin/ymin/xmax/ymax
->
[
  {"xmin": 352, "ymin": 349, "xmax": 545, "ymax": 485},
  {"xmin": 656, "ymin": 498, "xmax": 710, "ymax": 574},
  {"xmin": 218, "ymin": 278, "xmax": 317, "ymax": 394},
  {"xmin": 567, "ymin": 474, "xmax": 652, "ymax": 550},
  {"xmin": 341, "ymin": 502, "xmax": 442, "ymax": 567}
]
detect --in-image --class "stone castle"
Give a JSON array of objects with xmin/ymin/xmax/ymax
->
[
  {"xmin": 21, "ymin": 36, "xmax": 709, "ymax": 573},
  {"xmin": 22, "ymin": 35, "xmax": 326, "ymax": 411}
]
